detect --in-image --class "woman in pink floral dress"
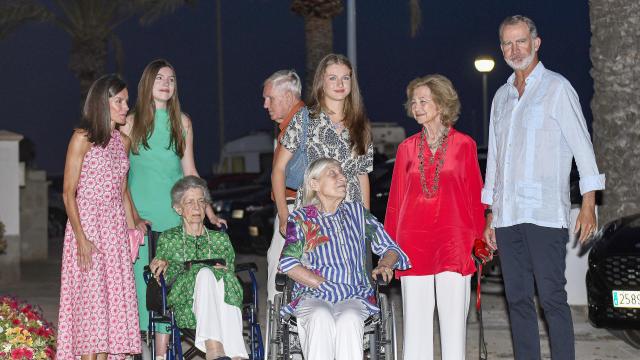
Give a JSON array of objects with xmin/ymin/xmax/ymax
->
[{"xmin": 56, "ymin": 74, "xmax": 143, "ymax": 359}]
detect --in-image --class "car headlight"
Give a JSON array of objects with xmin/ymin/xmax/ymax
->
[
  {"xmin": 231, "ymin": 209, "xmax": 244, "ymax": 219},
  {"xmin": 245, "ymin": 205, "xmax": 267, "ymax": 212},
  {"xmin": 212, "ymin": 200, "xmax": 230, "ymax": 214}
]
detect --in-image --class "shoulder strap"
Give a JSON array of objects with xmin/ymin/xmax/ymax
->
[{"xmin": 300, "ymin": 107, "xmax": 309, "ymax": 148}]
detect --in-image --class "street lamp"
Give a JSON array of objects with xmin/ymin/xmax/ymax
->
[{"xmin": 474, "ymin": 56, "xmax": 495, "ymax": 147}]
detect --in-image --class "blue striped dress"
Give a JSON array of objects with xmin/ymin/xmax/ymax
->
[{"xmin": 279, "ymin": 202, "xmax": 411, "ymax": 315}]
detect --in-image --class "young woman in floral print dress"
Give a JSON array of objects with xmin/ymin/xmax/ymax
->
[
  {"xmin": 272, "ymin": 53, "xmax": 374, "ymax": 237},
  {"xmin": 57, "ymin": 74, "xmax": 142, "ymax": 360}
]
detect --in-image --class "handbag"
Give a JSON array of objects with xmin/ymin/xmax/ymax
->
[
  {"xmin": 285, "ymin": 107, "xmax": 309, "ymax": 190},
  {"xmin": 128, "ymin": 228, "xmax": 145, "ymax": 263}
]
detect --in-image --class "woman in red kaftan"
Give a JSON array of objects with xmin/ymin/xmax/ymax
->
[{"xmin": 384, "ymin": 74, "xmax": 485, "ymax": 360}]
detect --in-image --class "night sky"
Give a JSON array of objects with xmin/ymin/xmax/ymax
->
[{"xmin": 0, "ymin": 0, "xmax": 592, "ymax": 176}]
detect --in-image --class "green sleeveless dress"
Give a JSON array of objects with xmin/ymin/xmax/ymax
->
[{"xmin": 129, "ymin": 109, "xmax": 183, "ymax": 331}]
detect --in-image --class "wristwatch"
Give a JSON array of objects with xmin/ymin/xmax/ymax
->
[{"xmin": 484, "ymin": 208, "xmax": 493, "ymax": 217}]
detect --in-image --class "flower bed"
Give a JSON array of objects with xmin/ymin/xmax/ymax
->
[{"xmin": 0, "ymin": 296, "xmax": 56, "ymax": 359}]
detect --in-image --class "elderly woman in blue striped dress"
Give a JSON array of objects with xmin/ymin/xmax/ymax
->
[{"xmin": 279, "ymin": 158, "xmax": 410, "ymax": 360}]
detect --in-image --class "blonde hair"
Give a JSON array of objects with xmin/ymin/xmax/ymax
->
[
  {"xmin": 301, "ymin": 158, "xmax": 343, "ymax": 207},
  {"xmin": 404, "ymin": 74, "xmax": 460, "ymax": 127}
]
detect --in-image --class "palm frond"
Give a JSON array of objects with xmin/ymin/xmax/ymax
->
[
  {"xmin": 0, "ymin": 0, "xmax": 53, "ymax": 40},
  {"xmin": 136, "ymin": 0, "xmax": 197, "ymax": 26}
]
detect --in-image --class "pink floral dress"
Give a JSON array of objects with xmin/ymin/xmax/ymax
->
[{"xmin": 56, "ymin": 130, "xmax": 141, "ymax": 359}]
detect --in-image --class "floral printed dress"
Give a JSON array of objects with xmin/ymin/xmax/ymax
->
[
  {"xmin": 281, "ymin": 109, "xmax": 374, "ymax": 205},
  {"xmin": 56, "ymin": 130, "xmax": 140, "ymax": 360},
  {"xmin": 154, "ymin": 225, "xmax": 243, "ymax": 328},
  {"xmin": 279, "ymin": 202, "xmax": 410, "ymax": 315}
]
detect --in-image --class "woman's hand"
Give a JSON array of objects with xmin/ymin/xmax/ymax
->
[
  {"xmin": 134, "ymin": 217, "xmax": 150, "ymax": 234},
  {"xmin": 149, "ymin": 258, "xmax": 169, "ymax": 279},
  {"xmin": 372, "ymin": 264, "xmax": 394, "ymax": 283},
  {"xmin": 279, "ymin": 216, "xmax": 288, "ymax": 237},
  {"xmin": 205, "ymin": 203, "xmax": 227, "ymax": 228},
  {"xmin": 77, "ymin": 238, "xmax": 99, "ymax": 272},
  {"xmin": 208, "ymin": 213, "xmax": 228, "ymax": 228}
]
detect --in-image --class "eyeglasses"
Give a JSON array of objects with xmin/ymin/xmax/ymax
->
[{"xmin": 181, "ymin": 199, "xmax": 208, "ymax": 209}]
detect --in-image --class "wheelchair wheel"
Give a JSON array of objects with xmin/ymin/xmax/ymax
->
[
  {"xmin": 379, "ymin": 293, "xmax": 397, "ymax": 360},
  {"xmin": 267, "ymin": 294, "xmax": 287, "ymax": 360}
]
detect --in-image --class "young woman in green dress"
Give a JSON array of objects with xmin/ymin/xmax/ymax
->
[{"xmin": 120, "ymin": 59, "xmax": 225, "ymax": 358}]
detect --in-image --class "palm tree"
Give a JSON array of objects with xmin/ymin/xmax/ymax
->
[
  {"xmin": 589, "ymin": 0, "xmax": 640, "ymax": 225},
  {"xmin": 291, "ymin": 0, "xmax": 344, "ymax": 97},
  {"xmin": 0, "ymin": 1, "xmax": 52, "ymax": 39},
  {"xmin": 291, "ymin": 0, "xmax": 421, "ymax": 97},
  {"xmin": 0, "ymin": 0, "xmax": 194, "ymax": 101}
]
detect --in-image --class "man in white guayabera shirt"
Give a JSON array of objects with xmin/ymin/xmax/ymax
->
[{"xmin": 482, "ymin": 15, "xmax": 605, "ymax": 360}]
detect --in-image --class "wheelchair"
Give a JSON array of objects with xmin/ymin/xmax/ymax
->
[
  {"xmin": 143, "ymin": 226, "xmax": 264, "ymax": 360},
  {"xmin": 264, "ymin": 273, "xmax": 398, "ymax": 360}
]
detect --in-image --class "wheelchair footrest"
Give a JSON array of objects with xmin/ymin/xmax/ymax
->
[{"xmin": 235, "ymin": 262, "xmax": 258, "ymax": 273}]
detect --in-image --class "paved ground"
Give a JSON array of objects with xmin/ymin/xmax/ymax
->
[{"xmin": 2, "ymin": 236, "xmax": 637, "ymax": 359}]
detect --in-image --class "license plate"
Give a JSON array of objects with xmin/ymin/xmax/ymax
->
[{"xmin": 612, "ymin": 290, "xmax": 640, "ymax": 308}]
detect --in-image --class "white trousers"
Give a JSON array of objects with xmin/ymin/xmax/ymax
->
[
  {"xmin": 193, "ymin": 268, "xmax": 248, "ymax": 358},
  {"xmin": 294, "ymin": 297, "xmax": 369, "ymax": 360},
  {"xmin": 266, "ymin": 203, "xmax": 295, "ymax": 301},
  {"xmin": 401, "ymin": 272, "xmax": 471, "ymax": 360}
]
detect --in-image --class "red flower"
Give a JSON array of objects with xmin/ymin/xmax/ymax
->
[
  {"xmin": 11, "ymin": 347, "xmax": 34, "ymax": 360},
  {"xmin": 44, "ymin": 347, "xmax": 55, "ymax": 358},
  {"xmin": 12, "ymin": 318, "xmax": 21, "ymax": 325},
  {"xmin": 302, "ymin": 220, "xmax": 329, "ymax": 253},
  {"xmin": 367, "ymin": 294, "xmax": 377, "ymax": 305}
]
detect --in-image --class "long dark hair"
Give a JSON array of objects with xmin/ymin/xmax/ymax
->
[
  {"xmin": 308, "ymin": 53, "xmax": 371, "ymax": 156},
  {"xmin": 130, "ymin": 59, "xmax": 185, "ymax": 157},
  {"xmin": 79, "ymin": 74, "xmax": 127, "ymax": 147}
]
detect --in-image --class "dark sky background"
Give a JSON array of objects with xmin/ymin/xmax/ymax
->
[{"xmin": 0, "ymin": 0, "xmax": 592, "ymax": 176}]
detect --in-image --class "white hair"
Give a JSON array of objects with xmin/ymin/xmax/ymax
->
[
  {"xmin": 170, "ymin": 176, "xmax": 212, "ymax": 207},
  {"xmin": 301, "ymin": 158, "xmax": 342, "ymax": 207},
  {"xmin": 264, "ymin": 69, "xmax": 302, "ymax": 99}
]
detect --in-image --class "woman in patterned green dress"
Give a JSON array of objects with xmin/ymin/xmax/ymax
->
[{"xmin": 149, "ymin": 176, "xmax": 247, "ymax": 360}]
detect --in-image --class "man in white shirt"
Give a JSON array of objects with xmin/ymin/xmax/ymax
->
[{"xmin": 482, "ymin": 15, "xmax": 605, "ymax": 359}]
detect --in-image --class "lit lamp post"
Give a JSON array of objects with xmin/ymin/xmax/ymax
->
[{"xmin": 474, "ymin": 56, "xmax": 495, "ymax": 147}]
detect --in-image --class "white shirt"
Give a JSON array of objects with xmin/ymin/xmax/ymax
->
[{"xmin": 482, "ymin": 62, "xmax": 605, "ymax": 229}]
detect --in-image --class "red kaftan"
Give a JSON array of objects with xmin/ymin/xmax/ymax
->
[{"xmin": 384, "ymin": 128, "xmax": 485, "ymax": 277}]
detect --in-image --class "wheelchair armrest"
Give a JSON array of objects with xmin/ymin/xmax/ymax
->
[
  {"xmin": 275, "ymin": 273, "xmax": 288, "ymax": 292},
  {"xmin": 235, "ymin": 262, "xmax": 258, "ymax": 273}
]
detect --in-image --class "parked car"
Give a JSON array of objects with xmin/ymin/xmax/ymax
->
[
  {"xmin": 586, "ymin": 213, "xmax": 640, "ymax": 349},
  {"xmin": 209, "ymin": 172, "xmax": 275, "ymax": 255}
]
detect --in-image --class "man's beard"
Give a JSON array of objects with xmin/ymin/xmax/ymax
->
[{"xmin": 505, "ymin": 50, "xmax": 535, "ymax": 71}]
